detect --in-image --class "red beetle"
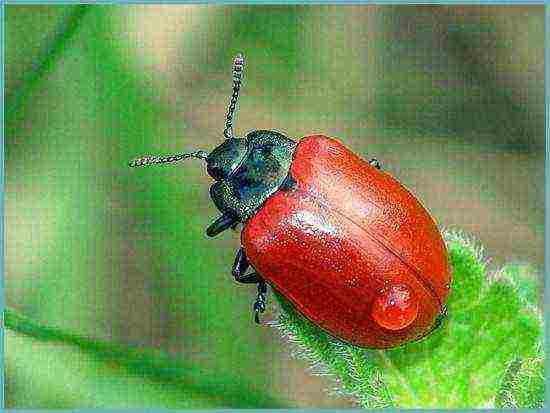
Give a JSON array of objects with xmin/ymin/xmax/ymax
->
[{"xmin": 129, "ymin": 54, "xmax": 451, "ymax": 349}]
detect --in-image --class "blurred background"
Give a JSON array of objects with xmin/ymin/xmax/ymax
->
[{"xmin": 4, "ymin": 4, "xmax": 544, "ymax": 408}]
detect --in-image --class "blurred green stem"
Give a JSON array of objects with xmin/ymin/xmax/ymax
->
[
  {"xmin": 3, "ymin": 308, "xmax": 285, "ymax": 408},
  {"xmin": 5, "ymin": 5, "xmax": 90, "ymax": 120},
  {"xmin": 5, "ymin": 307, "xmax": 106, "ymax": 349}
]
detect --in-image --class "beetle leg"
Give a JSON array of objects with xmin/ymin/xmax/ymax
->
[
  {"xmin": 235, "ymin": 272, "xmax": 262, "ymax": 284},
  {"xmin": 369, "ymin": 158, "xmax": 381, "ymax": 170},
  {"xmin": 432, "ymin": 305, "xmax": 448, "ymax": 331},
  {"xmin": 233, "ymin": 250, "xmax": 260, "ymax": 282},
  {"xmin": 231, "ymin": 248, "xmax": 267, "ymax": 323},
  {"xmin": 206, "ymin": 213, "xmax": 238, "ymax": 237},
  {"xmin": 411, "ymin": 305, "xmax": 448, "ymax": 343},
  {"xmin": 253, "ymin": 279, "xmax": 268, "ymax": 324},
  {"xmin": 232, "ymin": 248, "xmax": 249, "ymax": 278}
]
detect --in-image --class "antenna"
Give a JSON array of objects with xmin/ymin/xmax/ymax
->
[
  {"xmin": 223, "ymin": 53, "xmax": 245, "ymax": 140},
  {"xmin": 128, "ymin": 150, "xmax": 208, "ymax": 168}
]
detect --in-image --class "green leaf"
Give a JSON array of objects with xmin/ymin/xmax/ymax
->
[
  {"xmin": 273, "ymin": 293, "xmax": 393, "ymax": 408},
  {"xmin": 4, "ymin": 308, "xmax": 285, "ymax": 408},
  {"xmin": 496, "ymin": 342, "xmax": 545, "ymax": 408},
  {"xmin": 494, "ymin": 263, "xmax": 543, "ymax": 311},
  {"xmin": 272, "ymin": 230, "xmax": 543, "ymax": 408}
]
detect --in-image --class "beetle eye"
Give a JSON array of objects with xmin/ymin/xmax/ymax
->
[
  {"xmin": 207, "ymin": 164, "xmax": 224, "ymax": 180},
  {"xmin": 371, "ymin": 283, "xmax": 418, "ymax": 331}
]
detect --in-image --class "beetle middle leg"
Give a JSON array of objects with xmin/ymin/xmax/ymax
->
[
  {"xmin": 232, "ymin": 247, "xmax": 268, "ymax": 323},
  {"xmin": 253, "ymin": 280, "xmax": 267, "ymax": 324}
]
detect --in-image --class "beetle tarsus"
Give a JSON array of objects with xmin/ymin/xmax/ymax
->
[
  {"xmin": 369, "ymin": 158, "xmax": 381, "ymax": 170},
  {"xmin": 253, "ymin": 300, "xmax": 265, "ymax": 324},
  {"xmin": 253, "ymin": 280, "xmax": 267, "ymax": 324},
  {"xmin": 206, "ymin": 213, "xmax": 238, "ymax": 237}
]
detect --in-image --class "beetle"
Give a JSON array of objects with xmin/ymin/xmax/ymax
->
[{"xmin": 129, "ymin": 54, "xmax": 451, "ymax": 349}]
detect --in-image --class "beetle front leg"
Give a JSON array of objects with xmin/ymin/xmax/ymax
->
[{"xmin": 206, "ymin": 213, "xmax": 238, "ymax": 237}]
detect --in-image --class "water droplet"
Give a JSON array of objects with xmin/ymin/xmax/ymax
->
[{"xmin": 371, "ymin": 283, "xmax": 418, "ymax": 331}]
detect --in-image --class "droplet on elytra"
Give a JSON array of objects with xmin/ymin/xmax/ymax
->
[{"xmin": 371, "ymin": 283, "xmax": 418, "ymax": 331}]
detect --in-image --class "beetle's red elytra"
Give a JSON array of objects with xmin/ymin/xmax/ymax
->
[
  {"xmin": 242, "ymin": 135, "xmax": 451, "ymax": 348},
  {"xmin": 129, "ymin": 54, "xmax": 452, "ymax": 349}
]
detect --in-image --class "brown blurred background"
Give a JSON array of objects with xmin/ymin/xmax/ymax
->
[{"xmin": 4, "ymin": 4, "xmax": 544, "ymax": 408}]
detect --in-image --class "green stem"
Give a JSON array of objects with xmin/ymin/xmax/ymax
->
[
  {"xmin": 4, "ymin": 307, "xmax": 117, "ymax": 352},
  {"xmin": 3, "ymin": 308, "xmax": 285, "ymax": 408},
  {"xmin": 5, "ymin": 5, "xmax": 90, "ymax": 120}
]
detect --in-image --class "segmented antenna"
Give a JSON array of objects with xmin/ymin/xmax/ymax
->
[
  {"xmin": 223, "ymin": 53, "xmax": 245, "ymax": 139},
  {"xmin": 128, "ymin": 150, "xmax": 208, "ymax": 168}
]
